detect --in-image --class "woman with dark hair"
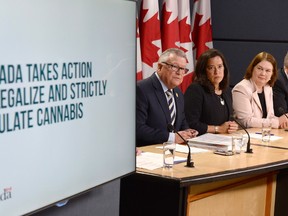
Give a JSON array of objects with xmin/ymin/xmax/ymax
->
[
  {"xmin": 184, "ymin": 49, "xmax": 238, "ymax": 135},
  {"xmin": 232, "ymin": 51, "xmax": 288, "ymax": 128}
]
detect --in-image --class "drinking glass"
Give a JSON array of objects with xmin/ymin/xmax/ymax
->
[
  {"xmin": 262, "ymin": 119, "xmax": 272, "ymax": 143},
  {"xmin": 163, "ymin": 141, "xmax": 176, "ymax": 168},
  {"xmin": 232, "ymin": 133, "xmax": 244, "ymax": 154}
]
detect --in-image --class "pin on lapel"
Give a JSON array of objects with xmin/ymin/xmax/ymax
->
[{"xmin": 176, "ymin": 93, "xmax": 178, "ymax": 97}]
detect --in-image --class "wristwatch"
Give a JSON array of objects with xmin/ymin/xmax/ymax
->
[{"xmin": 214, "ymin": 126, "xmax": 219, "ymax": 134}]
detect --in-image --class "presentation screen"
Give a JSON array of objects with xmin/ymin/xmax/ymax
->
[{"xmin": 0, "ymin": 0, "xmax": 136, "ymax": 215}]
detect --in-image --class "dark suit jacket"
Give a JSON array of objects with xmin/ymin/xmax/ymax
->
[
  {"xmin": 273, "ymin": 68, "xmax": 288, "ymax": 117},
  {"xmin": 184, "ymin": 82, "xmax": 233, "ymax": 135},
  {"xmin": 136, "ymin": 73, "xmax": 189, "ymax": 147}
]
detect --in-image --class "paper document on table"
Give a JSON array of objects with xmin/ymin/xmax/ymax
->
[
  {"xmin": 188, "ymin": 133, "xmax": 232, "ymax": 151},
  {"xmin": 246, "ymin": 133, "xmax": 282, "ymax": 141},
  {"xmin": 136, "ymin": 152, "xmax": 186, "ymax": 170},
  {"xmin": 156, "ymin": 144, "xmax": 209, "ymax": 153}
]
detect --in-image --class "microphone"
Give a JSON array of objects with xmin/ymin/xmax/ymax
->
[
  {"xmin": 278, "ymin": 107, "xmax": 288, "ymax": 119},
  {"xmin": 230, "ymin": 116, "xmax": 253, "ymax": 153},
  {"xmin": 167, "ymin": 124, "xmax": 194, "ymax": 167}
]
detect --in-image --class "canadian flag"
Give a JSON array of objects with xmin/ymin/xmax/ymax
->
[
  {"xmin": 137, "ymin": 0, "xmax": 213, "ymax": 89},
  {"xmin": 139, "ymin": 0, "xmax": 162, "ymax": 79},
  {"xmin": 136, "ymin": 16, "xmax": 142, "ymax": 81},
  {"xmin": 161, "ymin": 0, "xmax": 180, "ymax": 51},
  {"xmin": 192, "ymin": 0, "xmax": 213, "ymax": 60},
  {"xmin": 178, "ymin": 0, "xmax": 195, "ymax": 92}
]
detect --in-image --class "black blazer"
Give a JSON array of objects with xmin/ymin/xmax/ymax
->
[
  {"xmin": 273, "ymin": 68, "xmax": 288, "ymax": 117},
  {"xmin": 136, "ymin": 73, "xmax": 189, "ymax": 147},
  {"xmin": 184, "ymin": 82, "xmax": 233, "ymax": 135}
]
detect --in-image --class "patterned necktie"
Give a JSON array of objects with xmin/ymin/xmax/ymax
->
[{"xmin": 166, "ymin": 89, "xmax": 176, "ymax": 125}]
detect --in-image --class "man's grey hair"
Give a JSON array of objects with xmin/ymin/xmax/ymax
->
[{"xmin": 158, "ymin": 48, "xmax": 187, "ymax": 63}]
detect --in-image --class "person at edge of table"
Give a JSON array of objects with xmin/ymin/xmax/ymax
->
[
  {"xmin": 184, "ymin": 48, "xmax": 238, "ymax": 136},
  {"xmin": 273, "ymin": 51, "xmax": 288, "ymax": 117},
  {"xmin": 232, "ymin": 51, "xmax": 288, "ymax": 129},
  {"xmin": 136, "ymin": 48, "xmax": 198, "ymax": 147}
]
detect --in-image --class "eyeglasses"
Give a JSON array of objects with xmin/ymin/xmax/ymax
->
[{"xmin": 161, "ymin": 62, "xmax": 189, "ymax": 74}]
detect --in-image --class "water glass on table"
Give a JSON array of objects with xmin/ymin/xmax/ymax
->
[
  {"xmin": 262, "ymin": 119, "xmax": 272, "ymax": 143},
  {"xmin": 232, "ymin": 132, "xmax": 244, "ymax": 154},
  {"xmin": 163, "ymin": 141, "xmax": 176, "ymax": 168}
]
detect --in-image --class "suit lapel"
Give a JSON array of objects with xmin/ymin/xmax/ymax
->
[
  {"xmin": 252, "ymin": 91, "xmax": 262, "ymax": 111},
  {"xmin": 264, "ymin": 85, "xmax": 272, "ymax": 115},
  {"xmin": 151, "ymin": 74, "xmax": 171, "ymax": 124},
  {"xmin": 252, "ymin": 85, "xmax": 272, "ymax": 114},
  {"xmin": 249, "ymin": 80, "xmax": 262, "ymax": 111}
]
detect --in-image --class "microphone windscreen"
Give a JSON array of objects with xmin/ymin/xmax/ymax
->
[{"xmin": 167, "ymin": 124, "xmax": 174, "ymax": 132}]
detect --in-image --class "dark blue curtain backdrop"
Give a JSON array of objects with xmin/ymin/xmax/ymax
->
[{"xmin": 211, "ymin": 0, "xmax": 288, "ymax": 86}]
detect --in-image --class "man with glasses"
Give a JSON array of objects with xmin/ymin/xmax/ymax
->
[{"xmin": 136, "ymin": 48, "xmax": 198, "ymax": 147}]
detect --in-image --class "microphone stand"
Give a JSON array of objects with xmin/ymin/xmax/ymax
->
[
  {"xmin": 167, "ymin": 124, "xmax": 194, "ymax": 167},
  {"xmin": 232, "ymin": 118, "xmax": 253, "ymax": 153}
]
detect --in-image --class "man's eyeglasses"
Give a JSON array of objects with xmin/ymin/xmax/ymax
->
[{"xmin": 161, "ymin": 62, "xmax": 189, "ymax": 74}]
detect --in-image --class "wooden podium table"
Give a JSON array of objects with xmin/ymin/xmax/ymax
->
[{"xmin": 120, "ymin": 128, "xmax": 288, "ymax": 216}]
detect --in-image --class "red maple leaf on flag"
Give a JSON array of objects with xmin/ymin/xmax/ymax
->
[
  {"xmin": 140, "ymin": 10, "xmax": 161, "ymax": 68},
  {"xmin": 192, "ymin": 12, "xmax": 212, "ymax": 59},
  {"xmin": 178, "ymin": 16, "xmax": 195, "ymax": 92},
  {"xmin": 179, "ymin": 17, "xmax": 192, "ymax": 53},
  {"xmin": 161, "ymin": 2, "xmax": 180, "ymax": 51}
]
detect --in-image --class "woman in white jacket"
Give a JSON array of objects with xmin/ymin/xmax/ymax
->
[{"xmin": 232, "ymin": 51, "xmax": 288, "ymax": 128}]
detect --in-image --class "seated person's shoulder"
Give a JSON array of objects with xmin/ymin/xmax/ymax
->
[
  {"xmin": 137, "ymin": 77, "xmax": 154, "ymax": 92},
  {"xmin": 137, "ymin": 77, "xmax": 149, "ymax": 87},
  {"xmin": 232, "ymin": 79, "xmax": 252, "ymax": 93},
  {"xmin": 185, "ymin": 82, "xmax": 204, "ymax": 94}
]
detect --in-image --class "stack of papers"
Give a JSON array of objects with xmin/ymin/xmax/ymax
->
[
  {"xmin": 187, "ymin": 132, "xmax": 283, "ymax": 152},
  {"xmin": 188, "ymin": 133, "xmax": 232, "ymax": 151}
]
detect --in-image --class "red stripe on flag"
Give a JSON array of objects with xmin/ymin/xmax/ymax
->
[
  {"xmin": 161, "ymin": 1, "xmax": 180, "ymax": 51},
  {"xmin": 178, "ymin": 0, "xmax": 195, "ymax": 93},
  {"xmin": 139, "ymin": 0, "xmax": 162, "ymax": 78},
  {"xmin": 136, "ymin": 16, "xmax": 143, "ymax": 81},
  {"xmin": 192, "ymin": 0, "xmax": 213, "ymax": 60}
]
